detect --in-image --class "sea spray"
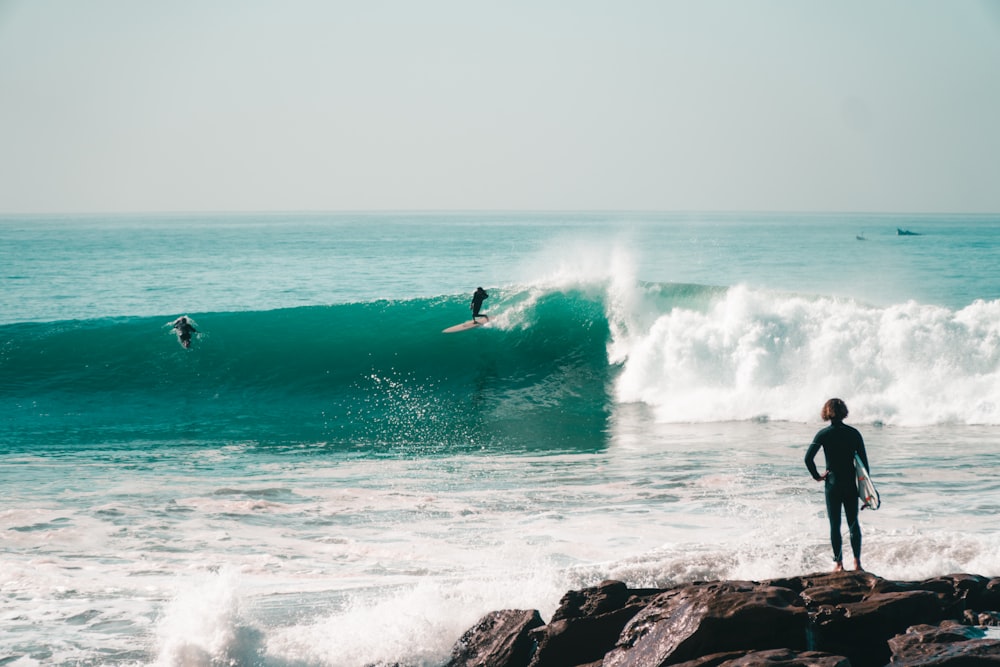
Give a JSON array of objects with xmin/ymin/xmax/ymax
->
[
  {"xmin": 265, "ymin": 571, "xmax": 568, "ymax": 667},
  {"xmin": 154, "ymin": 567, "xmax": 264, "ymax": 667},
  {"xmin": 612, "ymin": 285, "xmax": 1000, "ymax": 425}
]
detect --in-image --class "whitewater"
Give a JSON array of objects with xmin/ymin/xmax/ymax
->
[{"xmin": 1, "ymin": 212, "xmax": 999, "ymax": 666}]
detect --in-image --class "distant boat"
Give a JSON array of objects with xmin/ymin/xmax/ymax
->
[
  {"xmin": 856, "ymin": 232, "xmax": 867, "ymax": 241},
  {"xmin": 897, "ymin": 227, "xmax": 921, "ymax": 236}
]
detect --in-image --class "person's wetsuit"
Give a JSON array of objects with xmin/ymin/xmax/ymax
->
[
  {"xmin": 173, "ymin": 317, "xmax": 197, "ymax": 348},
  {"xmin": 805, "ymin": 421, "xmax": 869, "ymax": 564},
  {"xmin": 471, "ymin": 288, "xmax": 488, "ymax": 321}
]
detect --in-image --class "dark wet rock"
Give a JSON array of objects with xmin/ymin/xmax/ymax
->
[
  {"xmin": 528, "ymin": 580, "xmax": 656, "ymax": 667},
  {"xmin": 768, "ymin": 571, "xmax": 879, "ymax": 606},
  {"xmin": 602, "ymin": 581, "xmax": 808, "ymax": 667},
  {"xmin": 444, "ymin": 609, "xmax": 543, "ymax": 667},
  {"xmin": 670, "ymin": 648, "xmax": 852, "ymax": 667},
  {"xmin": 445, "ymin": 572, "xmax": 1000, "ymax": 667},
  {"xmin": 964, "ymin": 610, "xmax": 1000, "ymax": 627},
  {"xmin": 549, "ymin": 580, "xmax": 631, "ymax": 621},
  {"xmin": 810, "ymin": 589, "xmax": 948, "ymax": 667},
  {"xmin": 971, "ymin": 578, "xmax": 1000, "ymax": 613},
  {"xmin": 887, "ymin": 619, "xmax": 1000, "ymax": 666},
  {"xmin": 547, "ymin": 579, "xmax": 664, "ymax": 622}
]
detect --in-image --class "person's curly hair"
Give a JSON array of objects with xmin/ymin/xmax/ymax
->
[{"xmin": 821, "ymin": 398, "xmax": 849, "ymax": 421}]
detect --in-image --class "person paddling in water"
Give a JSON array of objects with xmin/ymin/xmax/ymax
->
[
  {"xmin": 471, "ymin": 287, "xmax": 489, "ymax": 323},
  {"xmin": 805, "ymin": 398, "xmax": 870, "ymax": 572},
  {"xmin": 171, "ymin": 316, "xmax": 197, "ymax": 349}
]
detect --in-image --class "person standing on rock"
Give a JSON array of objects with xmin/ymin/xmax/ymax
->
[{"xmin": 804, "ymin": 398, "xmax": 870, "ymax": 572}]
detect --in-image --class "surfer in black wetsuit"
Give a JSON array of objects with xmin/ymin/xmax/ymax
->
[
  {"xmin": 805, "ymin": 398, "xmax": 870, "ymax": 572},
  {"xmin": 471, "ymin": 287, "xmax": 489, "ymax": 322},
  {"xmin": 171, "ymin": 316, "xmax": 197, "ymax": 349}
]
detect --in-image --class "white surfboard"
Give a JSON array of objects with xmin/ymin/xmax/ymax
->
[
  {"xmin": 855, "ymin": 454, "xmax": 880, "ymax": 510},
  {"xmin": 443, "ymin": 318, "xmax": 487, "ymax": 333}
]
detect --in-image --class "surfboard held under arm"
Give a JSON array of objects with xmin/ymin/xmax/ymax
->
[{"xmin": 855, "ymin": 453, "xmax": 880, "ymax": 510}]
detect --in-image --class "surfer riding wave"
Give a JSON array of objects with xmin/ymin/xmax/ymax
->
[{"xmin": 471, "ymin": 287, "xmax": 489, "ymax": 323}]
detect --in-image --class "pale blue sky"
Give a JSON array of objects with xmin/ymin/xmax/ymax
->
[{"xmin": 1, "ymin": 0, "xmax": 998, "ymax": 213}]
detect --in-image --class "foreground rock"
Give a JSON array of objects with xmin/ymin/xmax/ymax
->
[
  {"xmin": 446, "ymin": 609, "xmax": 544, "ymax": 667},
  {"xmin": 445, "ymin": 572, "xmax": 1000, "ymax": 667}
]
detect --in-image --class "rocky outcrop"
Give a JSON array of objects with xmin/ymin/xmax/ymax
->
[
  {"xmin": 445, "ymin": 572, "xmax": 1000, "ymax": 667},
  {"xmin": 445, "ymin": 609, "xmax": 544, "ymax": 667},
  {"xmin": 887, "ymin": 620, "xmax": 1000, "ymax": 666},
  {"xmin": 601, "ymin": 581, "xmax": 809, "ymax": 667},
  {"xmin": 527, "ymin": 580, "xmax": 659, "ymax": 667}
]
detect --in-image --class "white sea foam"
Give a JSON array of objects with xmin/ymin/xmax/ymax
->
[
  {"xmin": 507, "ymin": 233, "xmax": 1000, "ymax": 426},
  {"xmin": 152, "ymin": 567, "xmax": 262, "ymax": 667},
  {"xmin": 611, "ymin": 285, "xmax": 1000, "ymax": 425},
  {"xmin": 264, "ymin": 571, "xmax": 567, "ymax": 667}
]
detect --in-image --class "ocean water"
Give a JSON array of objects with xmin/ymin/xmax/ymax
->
[{"xmin": 2, "ymin": 211, "xmax": 999, "ymax": 666}]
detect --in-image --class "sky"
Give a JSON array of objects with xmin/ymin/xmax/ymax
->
[{"xmin": 1, "ymin": 0, "xmax": 998, "ymax": 214}]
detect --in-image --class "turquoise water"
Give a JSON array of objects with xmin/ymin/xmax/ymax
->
[{"xmin": 1, "ymin": 212, "xmax": 999, "ymax": 665}]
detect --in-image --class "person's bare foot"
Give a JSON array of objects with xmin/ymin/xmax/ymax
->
[
  {"xmin": 833, "ymin": 561, "xmax": 844, "ymax": 572},
  {"xmin": 854, "ymin": 558, "xmax": 863, "ymax": 571}
]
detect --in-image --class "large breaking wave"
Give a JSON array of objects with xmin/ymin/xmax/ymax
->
[{"xmin": 3, "ymin": 280, "xmax": 999, "ymax": 452}]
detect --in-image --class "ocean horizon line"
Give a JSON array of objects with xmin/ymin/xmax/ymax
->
[{"xmin": 2, "ymin": 208, "xmax": 1000, "ymax": 218}]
